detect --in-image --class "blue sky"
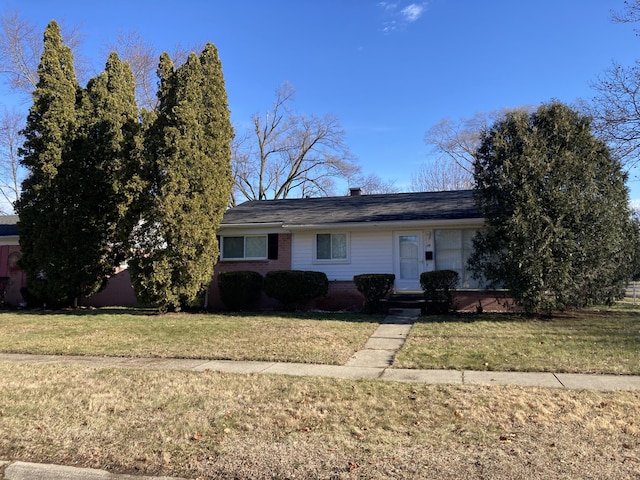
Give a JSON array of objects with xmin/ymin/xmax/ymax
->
[{"xmin": 3, "ymin": 0, "xmax": 639, "ymax": 202}]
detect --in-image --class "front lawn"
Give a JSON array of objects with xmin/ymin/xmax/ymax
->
[
  {"xmin": 0, "ymin": 308, "xmax": 381, "ymax": 365},
  {"xmin": 0, "ymin": 363, "xmax": 638, "ymax": 479},
  {"xmin": 394, "ymin": 307, "xmax": 640, "ymax": 374}
]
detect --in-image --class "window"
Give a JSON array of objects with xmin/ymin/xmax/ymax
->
[
  {"xmin": 315, "ymin": 233, "xmax": 348, "ymax": 262},
  {"xmin": 222, "ymin": 235, "xmax": 267, "ymax": 260},
  {"xmin": 435, "ymin": 229, "xmax": 480, "ymax": 288}
]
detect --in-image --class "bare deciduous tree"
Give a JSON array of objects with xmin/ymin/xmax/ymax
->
[
  {"xmin": 590, "ymin": 63, "xmax": 640, "ymax": 166},
  {"xmin": 104, "ymin": 30, "xmax": 194, "ymax": 110},
  {"xmin": 0, "ymin": 9, "xmax": 87, "ymax": 214},
  {"xmin": 589, "ymin": 2, "xmax": 640, "ymax": 169},
  {"xmin": 353, "ymin": 173, "xmax": 398, "ymax": 194},
  {"xmin": 410, "ymin": 156, "xmax": 474, "ymax": 192},
  {"xmin": 414, "ymin": 107, "xmax": 532, "ymax": 192},
  {"xmin": 0, "ymin": 9, "xmax": 39, "ymax": 94},
  {"xmin": 0, "ymin": 109, "xmax": 25, "ymax": 212},
  {"xmin": 104, "ymin": 30, "xmax": 158, "ymax": 111},
  {"xmin": 612, "ymin": 0, "xmax": 640, "ymax": 24},
  {"xmin": 232, "ymin": 82, "xmax": 360, "ymax": 204},
  {"xmin": 0, "ymin": 8, "xmax": 88, "ymax": 95}
]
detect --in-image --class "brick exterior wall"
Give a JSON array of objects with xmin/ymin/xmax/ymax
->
[
  {"xmin": 452, "ymin": 290, "xmax": 517, "ymax": 312},
  {"xmin": 79, "ymin": 268, "xmax": 137, "ymax": 307},
  {"xmin": 0, "ymin": 245, "xmax": 26, "ymax": 306},
  {"xmin": 306, "ymin": 281, "xmax": 365, "ymax": 311},
  {"xmin": 207, "ymin": 233, "xmax": 292, "ymax": 310}
]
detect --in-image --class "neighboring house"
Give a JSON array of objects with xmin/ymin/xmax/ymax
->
[
  {"xmin": 0, "ymin": 215, "xmax": 136, "ymax": 308},
  {"xmin": 0, "ymin": 215, "xmax": 26, "ymax": 306},
  {"xmin": 209, "ymin": 189, "xmax": 510, "ymax": 311}
]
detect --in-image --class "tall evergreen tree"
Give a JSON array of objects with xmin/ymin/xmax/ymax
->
[
  {"xmin": 469, "ymin": 102, "xmax": 633, "ymax": 314},
  {"xmin": 129, "ymin": 43, "xmax": 233, "ymax": 311},
  {"xmin": 16, "ymin": 21, "xmax": 141, "ymax": 305},
  {"xmin": 15, "ymin": 21, "xmax": 80, "ymax": 304},
  {"xmin": 56, "ymin": 52, "xmax": 140, "ymax": 299}
]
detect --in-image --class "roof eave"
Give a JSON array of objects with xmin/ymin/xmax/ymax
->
[
  {"xmin": 219, "ymin": 217, "xmax": 484, "ymax": 231},
  {"xmin": 282, "ymin": 217, "xmax": 485, "ymax": 230}
]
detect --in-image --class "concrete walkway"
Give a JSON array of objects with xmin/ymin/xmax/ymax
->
[{"xmin": 2, "ymin": 307, "xmax": 640, "ymax": 479}]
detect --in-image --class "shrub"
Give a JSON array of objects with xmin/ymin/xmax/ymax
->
[
  {"xmin": 263, "ymin": 270, "xmax": 328, "ymax": 309},
  {"xmin": 217, "ymin": 271, "xmax": 263, "ymax": 310},
  {"xmin": 420, "ymin": 270, "xmax": 459, "ymax": 314},
  {"xmin": 353, "ymin": 273, "xmax": 395, "ymax": 312}
]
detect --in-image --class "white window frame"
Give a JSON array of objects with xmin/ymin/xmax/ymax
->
[
  {"xmin": 221, "ymin": 235, "xmax": 268, "ymax": 260},
  {"xmin": 313, "ymin": 232, "xmax": 350, "ymax": 264}
]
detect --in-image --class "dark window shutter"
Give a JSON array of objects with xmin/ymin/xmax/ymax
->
[{"xmin": 268, "ymin": 234, "xmax": 278, "ymax": 260}]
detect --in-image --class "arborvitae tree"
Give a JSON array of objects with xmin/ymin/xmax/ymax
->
[
  {"xmin": 15, "ymin": 21, "xmax": 80, "ymax": 305},
  {"xmin": 129, "ymin": 43, "xmax": 233, "ymax": 311},
  {"xmin": 16, "ymin": 21, "xmax": 141, "ymax": 305},
  {"xmin": 56, "ymin": 52, "xmax": 140, "ymax": 299},
  {"xmin": 469, "ymin": 101, "xmax": 633, "ymax": 314}
]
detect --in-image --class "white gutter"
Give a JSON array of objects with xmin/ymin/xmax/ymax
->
[
  {"xmin": 218, "ymin": 219, "xmax": 485, "ymax": 232},
  {"xmin": 219, "ymin": 222, "xmax": 284, "ymax": 229},
  {"xmin": 282, "ymin": 218, "xmax": 485, "ymax": 230},
  {"xmin": 0, "ymin": 236, "xmax": 19, "ymax": 246}
]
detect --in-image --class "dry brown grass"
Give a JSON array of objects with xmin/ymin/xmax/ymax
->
[
  {"xmin": 0, "ymin": 309, "xmax": 380, "ymax": 365},
  {"xmin": 1, "ymin": 362, "xmax": 639, "ymax": 479}
]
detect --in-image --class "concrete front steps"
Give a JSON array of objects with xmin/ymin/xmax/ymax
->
[{"xmin": 381, "ymin": 292, "xmax": 426, "ymax": 311}]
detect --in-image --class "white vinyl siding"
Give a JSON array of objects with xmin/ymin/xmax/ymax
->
[{"xmin": 293, "ymin": 230, "xmax": 393, "ymax": 280}]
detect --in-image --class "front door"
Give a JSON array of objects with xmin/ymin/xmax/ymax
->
[{"xmin": 394, "ymin": 231, "xmax": 423, "ymax": 291}]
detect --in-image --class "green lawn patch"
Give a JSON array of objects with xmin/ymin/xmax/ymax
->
[{"xmin": 394, "ymin": 308, "xmax": 640, "ymax": 374}]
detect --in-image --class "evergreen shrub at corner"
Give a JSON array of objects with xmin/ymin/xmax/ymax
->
[
  {"xmin": 469, "ymin": 102, "xmax": 633, "ymax": 313},
  {"xmin": 420, "ymin": 270, "xmax": 459, "ymax": 314},
  {"xmin": 353, "ymin": 273, "xmax": 395, "ymax": 313},
  {"xmin": 263, "ymin": 270, "xmax": 328, "ymax": 309},
  {"xmin": 217, "ymin": 271, "xmax": 263, "ymax": 310}
]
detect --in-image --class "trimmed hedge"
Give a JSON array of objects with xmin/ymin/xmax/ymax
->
[
  {"xmin": 217, "ymin": 271, "xmax": 263, "ymax": 311},
  {"xmin": 263, "ymin": 270, "xmax": 328, "ymax": 309},
  {"xmin": 420, "ymin": 269, "xmax": 459, "ymax": 314},
  {"xmin": 353, "ymin": 273, "xmax": 395, "ymax": 312}
]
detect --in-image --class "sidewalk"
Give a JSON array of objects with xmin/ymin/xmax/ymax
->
[
  {"xmin": 2, "ymin": 308, "xmax": 640, "ymax": 479},
  {"xmin": 1, "ymin": 353, "xmax": 639, "ymax": 391},
  {"xmin": 0, "ymin": 461, "xmax": 185, "ymax": 480}
]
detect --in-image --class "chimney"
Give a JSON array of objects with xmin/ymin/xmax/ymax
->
[{"xmin": 349, "ymin": 187, "xmax": 362, "ymax": 196}]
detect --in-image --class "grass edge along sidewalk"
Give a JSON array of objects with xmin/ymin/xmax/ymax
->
[{"xmin": 1, "ymin": 352, "xmax": 640, "ymax": 391}]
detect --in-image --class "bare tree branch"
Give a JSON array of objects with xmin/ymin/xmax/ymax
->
[
  {"xmin": 350, "ymin": 173, "xmax": 398, "ymax": 194},
  {"xmin": 104, "ymin": 30, "xmax": 198, "ymax": 110},
  {"xmin": 0, "ymin": 9, "xmax": 89, "ymax": 96},
  {"xmin": 233, "ymin": 82, "xmax": 359, "ymax": 201},
  {"xmin": 410, "ymin": 156, "xmax": 474, "ymax": 192},
  {"xmin": 0, "ymin": 108, "xmax": 25, "ymax": 212},
  {"xmin": 416, "ymin": 107, "xmax": 533, "ymax": 191},
  {"xmin": 590, "ymin": 61, "xmax": 640, "ymax": 168},
  {"xmin": 612, "ymin": 0, "xmax": 640, "ymax": 24}
]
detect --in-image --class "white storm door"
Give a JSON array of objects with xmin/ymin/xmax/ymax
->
[{"xmin": 394, "ymin": 231, "xmax": 423, "ymax": 291}]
